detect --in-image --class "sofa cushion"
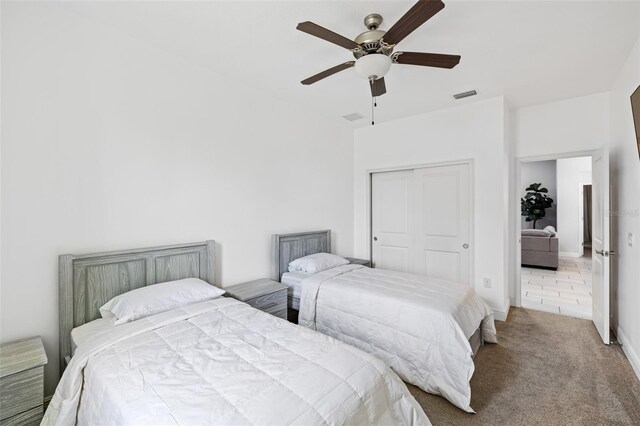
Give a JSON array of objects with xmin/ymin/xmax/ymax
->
[
  {"xmin": 522, "ymin": 229, "xmax": 553, "ymax": 237},
  {"xmin": 522, "ymin": 236, "xmax": 551, "ymax": 251}
]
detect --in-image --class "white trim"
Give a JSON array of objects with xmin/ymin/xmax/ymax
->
[
  {"xmin": 365, "ymin": 158, "xmax": 475, "ymax": 175},
  {"xmin": 617, "ymin": 326, "xmax": 640, "ymax": 381},
  {"xmin": 578, "ymin": 182, "xmax": 584, "ymax": 257},
  {"xmin": 559, "ymin": 251, "xmax": 582, "ymax": 258},
  {"xmin": 517, "ymin": 150, "xmax": 597, "ymax": 164},
  {"xmin": 493, "ymin": 303, "xmax": 510, "ymax": 322}
]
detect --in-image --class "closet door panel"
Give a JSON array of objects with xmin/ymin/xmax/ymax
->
[
  {"xmin": 414, "ymin": 163, "xmax": 471, "ymax": 284},
  {"xmin": 371, "ymin": 170, "xmax": 414, "ymax": 273},
  {"xmin": 371, "ymin": 163, "xmax": 471, "ymax": 283}
]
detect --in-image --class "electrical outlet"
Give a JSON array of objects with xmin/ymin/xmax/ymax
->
[
  {"xmin": 483, "ymin": 277, "xmax": 492, "ymax": 288},
  {"xmin": 628, "ymin": 233, "xmax": 634, "ymax": 247}
]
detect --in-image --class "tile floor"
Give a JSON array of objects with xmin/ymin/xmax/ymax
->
[{"xmin": 521, "ymin": 255, "xmax": 592, "ymax": 319}]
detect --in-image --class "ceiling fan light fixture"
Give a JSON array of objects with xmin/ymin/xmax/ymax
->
[{"xmin": 354, "ymin": 54, "xmax": 392, "ymax": 80}]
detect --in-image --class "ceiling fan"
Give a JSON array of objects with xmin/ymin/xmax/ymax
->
[{"xmin": 297, "ymin": 0, "xmax": 460, "ymax": 98}]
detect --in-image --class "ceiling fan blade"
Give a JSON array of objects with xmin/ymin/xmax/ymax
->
[
  {"xmin": 301, "ymin": 61, "xmax": 355, "ymax": 85},
  {"xmin": 393, "ymin": 51, "xmax": 460, "ymax": 68},
  {"xmin": 370, "ymin": 77, "xmax": 387, "ymax": 97},
  {"xmin": 383, "ymin": 0, "xmax": 445, "ymax": 46},
  {"xmin": 296, "ymin": 21, "xmax": 360, "ymax": 50}
]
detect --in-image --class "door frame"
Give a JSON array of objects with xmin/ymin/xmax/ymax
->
[
  {"xmin": 514, "ymin": 150, "xmax": 596, "ymax": 308},
  {"xmin": 367, "ymin": 159, "xmax": 475, "ymax": 286}
]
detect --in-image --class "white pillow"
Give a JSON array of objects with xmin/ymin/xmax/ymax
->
[
  {"xmin": 100, "ymin": 278, "xmax": 225, "ymax": 325},
  {"xmin": 522, "ymin": 229, "xmax": 552, "ymax": 237},
  {"xmin": 288, "ymin": 253, "xmax": 349, "ymax": 275}
]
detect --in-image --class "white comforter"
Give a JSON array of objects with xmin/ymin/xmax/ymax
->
[
  {"xmin": 298, "ymin": 265, "xmax": 497, "ymax": 413},
  {"xmin": 44, "ymin": 297, "xmax": 429, "ymax": 426}
]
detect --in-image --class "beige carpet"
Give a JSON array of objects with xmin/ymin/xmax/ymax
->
[{"xmin": 408, "ymin": 308, "xmax": 640, "ymax": 425}]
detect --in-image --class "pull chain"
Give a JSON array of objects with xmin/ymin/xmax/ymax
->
[
  {"xmin": 369, "ymin": 77, "xmax": 377, "ymax": 126},
  {"xmin": 371, "ymin": 95, "xmax": 375, "ymax": 125}
]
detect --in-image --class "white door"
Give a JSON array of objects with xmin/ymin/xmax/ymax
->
[
  {"xmin": 592, "ymin": 147, "xmax": 610, "ymax": 344},
  {"xmin": 414, "ymin": 164, "xmax": 471, "ymax": 283},
  {"xmin": 371, "ymin": 163, "xmax": 471, "ymax": 283},
  {"xmin": 371, "ymin": 170, "xmax": 414, "ymax": 272}
]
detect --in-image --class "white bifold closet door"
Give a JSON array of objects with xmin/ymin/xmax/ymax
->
[{"xmin": 372, "ymin": 163, "xmax": 471, "ymax": 284}]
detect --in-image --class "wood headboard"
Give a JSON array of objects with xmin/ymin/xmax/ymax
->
[
  {"xmin": 59, "ymin": 240, "xmax": 215, "ymax": 373},
  {"xmin": 271, "ymin": 230, "xmax": 331, "ymax": 281}
]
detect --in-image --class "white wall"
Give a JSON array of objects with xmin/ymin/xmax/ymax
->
[
  {"xmin": 520, "ymin": 160, "xmax": 557, "ymax": 229},
  {"xmin": 354, "ymin": 97, "xmax": 510, "ymax": 318},
  {"xmin": 609, "ymin": 35, "xmax": 640, "ymax": 380},
  {"xmin": 513, "ymin": 92, "xmax": 609, "ymax": 158},
  {"xmin": 556, "ymin": 157, "xmax": 592, "ymax": 256},
  {"xmin": 0, "ymin": 3, "xmax": 354, "ymax": 395},
  {"xmin": 510, "ymin": 92, "xmax": 609, "ymax": 304}
]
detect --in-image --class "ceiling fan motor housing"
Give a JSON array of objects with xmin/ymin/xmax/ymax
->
[
  {"xmin": 353, "ymin": 14, "xmax": 394, "ymax": 59},
  {"xmin": 353, "ymin": 29, "xmax": 394, "ymax": 59}
]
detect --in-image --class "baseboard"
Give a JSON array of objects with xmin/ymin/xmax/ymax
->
[
  {"xmin": 617, "ymin": 326, "xmax": 640, "ymax": 381},
  {"xmin": 493, "ymin": 303, "xmax": 510, "ymax": 322},
  {"xmin": 559, "ymin": 251, "xmax": 581, "ymax": 258}
]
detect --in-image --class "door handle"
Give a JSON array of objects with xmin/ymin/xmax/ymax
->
[
  {"xmin": 595, "ymin": 249, "xmax": 604, "ymax": 256},
  {"xmin": 463, "ymin": 243, "xmax": 469, "ymax": 249},
  {"xmin": 373, "ymin": 237, "xmax": 378, "ymax": 241}
]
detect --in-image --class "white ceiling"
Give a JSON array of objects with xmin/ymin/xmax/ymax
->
[{"xmin": 60, "ymin": 1, "xmax": 640, "ymax": 127}]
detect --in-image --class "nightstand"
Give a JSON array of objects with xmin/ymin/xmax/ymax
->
[
  {"xmin": 346, "ymin": 257, "xmax": 372, "ymax": 267},
  {"xmin": 0, "ymin": 337, "xmax": 47, "ymax": 426},
  {"xmin": 226, "ymin": 279, "xmax": 287, "ymax": 319}
]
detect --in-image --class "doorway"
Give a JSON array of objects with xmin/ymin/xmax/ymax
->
[
  {"xmin": 519, "ymin": 156, "xmax": 593, "ymax": 319},
  {"xmin": 370, "ymin": 162, "xmax": 473, "ymax": 285}
]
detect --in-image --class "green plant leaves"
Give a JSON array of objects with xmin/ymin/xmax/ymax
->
[{"xmin": 520, "ymin": 182, "xmax": 554, "ymax": 229}]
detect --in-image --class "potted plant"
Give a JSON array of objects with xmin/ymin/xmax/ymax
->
[{"xmin": 521, "ymin": 183, "xmax": 554, "ymax": 229}]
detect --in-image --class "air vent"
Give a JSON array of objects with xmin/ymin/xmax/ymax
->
[
  {"xmin": 343, "ymin": 113, "xmax": 364, "ymax": 121},
  {"xmin": 453, "ymin": 90, "xmax": 478, "ymax": 100}
]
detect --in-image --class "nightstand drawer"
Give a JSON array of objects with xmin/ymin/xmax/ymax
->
[
  {"xmin": 0, "ymin": 405, "xmax": 43, "ymax": 426},
  {"xmin": 247, "ymin": 289, "xmax": 286, "ymax": 313},
  {"xmin": 0, "ymin": 367, "xmax": 43, "ymax": 420},
  {"xmin": 225, "ymin": 279, "xmax": 288, "ymax": 319}
]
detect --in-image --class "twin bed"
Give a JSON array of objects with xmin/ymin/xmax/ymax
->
[
  {"xmin": 46, "ymin": 241, "xmax": 428, "ymax": 425},
  {"xmin": 45, "ymin": 232, "xmax": 496, "ymax": 425},
  {"xmin": 273, "ymin": 230, "xmax": 497, "ymax": 413}
]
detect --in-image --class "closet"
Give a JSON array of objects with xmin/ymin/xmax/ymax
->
[{"xmin": 371, "ymin": 163, "xmax": 472, "ymax": 284}]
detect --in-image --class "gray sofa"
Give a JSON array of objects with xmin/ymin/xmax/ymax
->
[{"xmin": 521, "ymin": 232, "xmax": 559, "ymax": 270}]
